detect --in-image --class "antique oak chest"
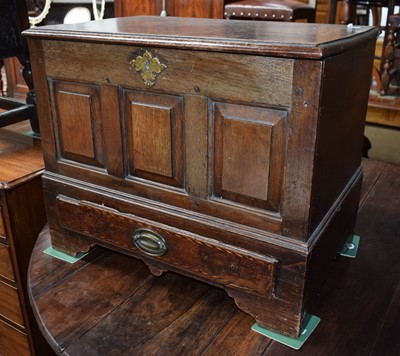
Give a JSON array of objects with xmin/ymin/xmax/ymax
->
[{"xmin": 25, "ymin": 17, "xmax": 377, "ymax": 338}]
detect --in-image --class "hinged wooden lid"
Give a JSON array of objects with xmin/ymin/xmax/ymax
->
[{"xmin": 24, "ymin": 16, "xmax": 378, "ymax": 59}]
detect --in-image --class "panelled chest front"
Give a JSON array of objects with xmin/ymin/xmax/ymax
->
[{"xmin": 26, "ymin": 17, "xmax": 377, "ymax": 337}]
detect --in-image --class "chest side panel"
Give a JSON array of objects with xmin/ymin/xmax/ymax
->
[{"xmin": 309, "ymin": 40, "xmax": 376, "ymax": 234}]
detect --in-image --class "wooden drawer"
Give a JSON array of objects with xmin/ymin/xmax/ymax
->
[
  {"xmin": 0, "ymin": 280, "xmax": 25, "ymax": 327},
  {"xmin": 0, "ymin": 243, "xmax": 15, "ymax": 282},
  {"xmin": 0, "ymin": 319, "xmax": 30, "ymax": 356},
  {"xmin": 0, "ymin": 207, "xmax": 6, "ymax": 240},
  {"xmin": 56, "ymin": 195, "xmax": 278, "ymax": 296}
]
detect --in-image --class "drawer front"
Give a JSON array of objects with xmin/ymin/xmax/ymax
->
[
  {"xmin": 0, "ymin": 243, "xmax": 15, "ymax": 282},
  {"xmin": 0, "ymin": 281, "xmax": 25, "ymax": 327},
  {"xmin": 0, "ymin": 206, "xmax": 6, "ymax": 240},
  {"xmin": 44, "ymin": 41, "xmax": 294, "ymax": 108},
  {"xmin": 0, "ymin": 319, "xmax": 30, "ymax": 356},
  {"xmin": 56, "ymin": 195, "xmax": 278, "ymax": 296}
]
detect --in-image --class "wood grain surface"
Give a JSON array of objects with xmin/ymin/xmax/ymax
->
[
  {"xmin": 26, "ymin": 17, "xmax": 378, "ymax": 337},
  {"xmin": 24, "ymin": 16, "xmax": 378, "ymax": 59}
]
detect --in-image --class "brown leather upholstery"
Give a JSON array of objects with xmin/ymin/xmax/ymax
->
[{"xmin": 224, "ymin": 0, "xmax": 315, "ymax": 22}]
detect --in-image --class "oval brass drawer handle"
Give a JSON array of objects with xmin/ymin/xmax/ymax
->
[{"xmin": 132, "ymin": 229, "xmax": 168, "ymax": 257}]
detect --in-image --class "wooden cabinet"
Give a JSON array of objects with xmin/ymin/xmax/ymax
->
[
  {"xmin": 316, "ymin": 0, "xmax": 331, "ymax": 23},
  {"xmin": 0, "ymin": 126, "xmax": 51, "ymax": 355},
  {"xmin": 3, "ymin": 57, "xmax": 28, "ymax": 101},
  {"xmin": 26, "ymin": 17, "xmax": 377, "ymax": 338},
  {"xmin": 114, "ymin": 0, "xmax": 228, "ymax": 18}
]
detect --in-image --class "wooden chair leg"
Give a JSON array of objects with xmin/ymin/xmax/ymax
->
[
  {"xmin": 20, "ymin": 56, "xmax": 40, "ymax": 133},
  {"xmin": 380, "ymin": 25, "xmax": 394, "ymax": 95},
  {"xmin": 371, "ymin": 7, "xmax": 381, "ymax": 26},
  {"xmin": 0, "ymin": 60, "xmax": 4, "ymax": 97},
  {"xmin": 329, "ymin": 0, "xmax": 338, "ymax": 23},
  {"xmin": 362, "ymin": 135, "xmax": 372, "ymax": 158},
  {"xmin": 380, "ymin": 15, "xmax": 400, "ymax": 95},
  {"xmin": 372, "ymin": 65, "xmax": 381, "ymax": 91}
]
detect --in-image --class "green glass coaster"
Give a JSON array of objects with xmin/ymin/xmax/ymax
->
[
  {"xmin": 43, "ymin": 246, "xmax": 88, "ymax": 264},
  {"xmin": 338, "ymin": 234, "xmax": 360, "ymax": 258},
  {"xmin": 252, "ymin": 314, "xmax": 320, "ymax": 350},
  {"xmin": 24, "ymin": 130, "xmax": 41, "ymax": 139}
]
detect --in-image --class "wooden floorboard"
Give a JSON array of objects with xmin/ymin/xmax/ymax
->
[
  {"xmin": 204, "ymin": 312, "xmax": 272, "ymax": 355},
  {"xmin": 264, "ymin": 163, "xmax": 400, "ymax": 355},
  {"xmin": 370, "ymin": 280, "xmax": 400, "ymax": 355},
  {"xmin": 64, "ymin": 273, "xmax": 236, "ymax": 355},
  {"xmin": 29, "ymin": 235, "xmax": 109, "ymax": 300},
  {"xmin": 359, "ymin": 159, "xmax": 386, "ymax": 207},
  {"xmin": 31, "ymin": 246, "xmax": 156, "ymax": 353}
]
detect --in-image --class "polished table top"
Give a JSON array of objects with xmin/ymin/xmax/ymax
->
[
  {"xmin": 24, "ymin": 16, "xmax": 377, "ymax": 59},
  {"xmin": 28, "ymin": 159, "xmax": 400, "ymax": 354}
]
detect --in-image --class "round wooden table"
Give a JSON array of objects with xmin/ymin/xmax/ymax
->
[
  {"xmin": 28, "ymin": 160, "xmax": 400, "ymax": 354},
  {"xmin": 28, "ymin": 226, "xmax": 268, "ymax": 355}
]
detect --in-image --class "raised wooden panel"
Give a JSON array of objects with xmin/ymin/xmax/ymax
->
[
  {"xmin": 123, "ymin": 90, "xmax": 184, "ymax": 188},
  {"xmin": 51, "ymin": 81, "xmax": 105, "ymax": 168},
  {"xmin": 211, "ymin": 102, "xmax": 286, "ymax": 211},
  {"xmin": 0, "ymin": 319, "xmax": 30, "ymax": 356},
  {"xmin": 114, "ymin": 0, "xmax": 160, "ymax": 17},
  {"xmin": 170, "ymin": 0, "xmax": 224, "ymax": 18},
  {"xmin": 222, "ymin": 119, "xmax": 271, "ymax": 201},
  {"xmin": 0, "ymin": 281, "xmax": 24, "ymax": 327},
  {"xmin": 132, "ymin": 104, "xmax": 172, "ymax": 177},
  {"xmin": 114, "ymin": 0, "xmax": 224, "ymax": 18},
  {"xmin": 0, "ymin": 244, "xmax": 15, "ymax": 282},
  {"xmin": 58, "ymin": 92, "xmax": 94, "ymax": 157},
  {"xmin": 3, "ymin": 57, "xmax": 28, "ymax": 101}
]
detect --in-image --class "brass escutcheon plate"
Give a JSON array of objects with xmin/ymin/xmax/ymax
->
[{"xmin": 129, "ymin": 50, "xmax": 167, "ymax": 88}]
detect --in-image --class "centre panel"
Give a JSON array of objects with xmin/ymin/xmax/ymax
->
[{"xmin": 121, "ymin": 89, "xmax": 185, "ymax": 189}]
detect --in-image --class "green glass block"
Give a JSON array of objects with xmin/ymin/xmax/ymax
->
[
  {"xmin": 24, "ymin": 130, "xmax": 41, "ymax": 139},
  {"xmin": 44, "ymin": 246, "xmax": 88, "ymax": 264},
  {"xmin": 339, "ymin": 234, "xmax": 360, "ymax": 258},
  {"xmin": 252, "ymin": 314, "xmax": 320, "ymax": 350}
]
